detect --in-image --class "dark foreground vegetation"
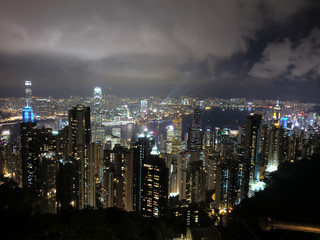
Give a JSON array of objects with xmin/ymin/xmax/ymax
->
[
  {"xmin": 0, "ymin": 178, "xmax": 179, "ymax": 240},
  {"xmin": 224, "ymin": 155, "xmax": 320, "ymax": 240},
  {"xmin": 1, "ymin": 155, "xmax": 320, "ymax": 239}
]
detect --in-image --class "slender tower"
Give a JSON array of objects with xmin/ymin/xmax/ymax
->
[
  {"xmin": 67, "ymin": 105, "xmax": 95, "ymax": 209},
  {"xmin": 25, "ymin": 81, "xmax": 32, "ymax": 107},
  {"xmin": 92, "ymin": 87, "xmax": 105, "ymax": 143},
  {"xmin": 244, "ymin": 114, "xmax": 263, "ymax": 197},
  {"xmin": 21, "ymin": 105, "xmax": 38, "ymax": 191},
  {"xmin": 273, "ymin": 100, "xmax": 281, "ymax": 127}
]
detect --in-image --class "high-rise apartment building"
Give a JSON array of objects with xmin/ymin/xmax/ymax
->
[
  {"xmin": 67, "ymin": 105, "xmax": 95, "ymax": 209},
  {"xmin": 56, "ymin": 157, "xmax": 79, "ymax": 211},
  {"xmin": 267, "ymin": 126, "xmax": 283, "ymax": 172},
  {"xmin": 21, "ymin": 105, "xmax": 39, "ymax": 192},
  {"xmin": 244, "ymin": 114, "xmax": 263, "ymax": 197},
  {"xmin": 132, "ymin": 130, "xmax": 168, "ymax": 218},
  {"xmin": 140, "ymin": 151, "xmax": 168, "ymax": 218},
  {"xmin": 103, "ymin": 145, "xmax": 129, "ymax": 209}
]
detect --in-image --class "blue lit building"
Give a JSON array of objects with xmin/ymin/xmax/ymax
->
[
  {"xmin": 21, "ymin": 105, "xmax": 39, "ymax": 192},
  {"xmin": 22, "ymin": 105, "xmax": 35, "ymax": 123}
]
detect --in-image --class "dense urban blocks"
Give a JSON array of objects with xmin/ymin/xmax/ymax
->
[{"xmin": 1, "ymin": 83, "xmax": 320, "ymax": 239}]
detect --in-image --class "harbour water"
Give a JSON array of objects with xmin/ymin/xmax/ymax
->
[
  {"xmin": 105, "ymin": 108, "xmax": 252, "ymax": 139},
  {"xmin": 0, "ymin": 108, "xmax": 252, "ymax": 142}
]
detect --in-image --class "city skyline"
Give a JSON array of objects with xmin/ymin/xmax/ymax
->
[
  {"xmin": 1, "ymin": 71, "xmax": 320, "ymax": 239},
  {"xmin": 0, "ymin": 1, "xmax": 319, "ymax": 102}
]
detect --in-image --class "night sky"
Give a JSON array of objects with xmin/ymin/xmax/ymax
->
[{"xmin": 0, "ymin": 0, "xmax": 320, "ymax": 102}]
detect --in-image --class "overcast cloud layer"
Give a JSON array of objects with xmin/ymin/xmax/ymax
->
[{"xmin": 0, "ymin": 0, "xmax": 319, "ymax": 101}]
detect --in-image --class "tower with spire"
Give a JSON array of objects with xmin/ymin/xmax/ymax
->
[{"xmin": 273, "ymin": 100, "xmax": 281, "ymax": 127}]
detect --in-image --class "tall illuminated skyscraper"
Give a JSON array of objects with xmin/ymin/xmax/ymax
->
[
  {"xmin": 166, "ymin": 125, "xmax": 174, "ymax": 154},
  {"xmin": 169, "ymin": 114, "xmax": 182, "ymax": 196},
  {"xmin": 172, "ymin": 114, "xmax": 182, "ymax": 155},
  {"xmin": 21, "ymin": 104, "xmax": 57, "ymax": 207},
  {"xmin": 140, "ymin": 149, "xmax": 168, "ymax": 218},
  {"xmin": 67, "ymin": 105, "xmax": 95, "ymax": 209},
  {"xmin": 21, "ymin": 105, "xmax": 39, "ymax": 191},
  {"xmin": 267, "ymin": 126, "xmax": 283, "ymax": 172},
  {"xmin": 244, "ymin": 114, "xmax": 263, "ymax": 197},
  {"xmin": 133, "ymin": 129, "xmax": 154, "ymax": 213},
  {"xmin": 133, "ymin": 129, "xmax": 168, "ymax": 218},
  {"xmin": 25, "ymin": 80, "xmax": 32, "ymax": 107},
  {"xmin": 273, "ymin": 100, "xmax": 281, "ymax": 127},
  {"xmin": 92, "ymin": 87, "xmax": 105, "ymax": 143}
]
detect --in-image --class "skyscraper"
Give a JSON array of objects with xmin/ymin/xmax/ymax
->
[
  {"xmin": 169, "ymin": 114, "xmax": 183, "ymax": 195},
  {"xmin": 187, "ymin": 129, "xmax": 202, "ymax": 152},
  {"xmin": 92, "ymin": 87, "xmax": 105, "ymax": 143},
  {"xmin": 103, "ymin": 145, "xmax": 129, "ymax": 209},
  {"xmin": 193, "ymin": 107, "xmax": 202, "ymax": 129},
  {"xmin": 20, "ymin": 105, "xmax": 39, "ymax": 192},
  {"xmin": 56, "ymin": 157, "xmax": 79, "ymax": 210},
  {"xmin": 25, "ymin": 80, "xmax": 32, "ymax": 107},
  {"xmin": 21, "ymin": 104, "xmax": 57, "ymax": 207},
  {"xmin": 172, "ymin": 114, "xmax": 182, "ymax": 155},
  {"xmin": 273, "ymin": 100, "xmax": 281, "ymax": 127},
  {"xmin": 132, "ymin": 130, "xmax": 168, "ymax": 217},
  {"xmin": 133, "ymin": 129, "xmax": 154, "ymax": 212},
  {"xmin": 267, "ymin": 126, "xmax": 283, "ymax": 172},
  {"xmin": 188, "ymin": 107, "xmax": 202, "ymax": 152},
  {"xmin": 244, "ymin": 114, "xmax": 263, "ymax": 197},
  {"xmin": 140, "ymin": 149, "xmax": 168, "ymax": 218},
  {"xmin": 35, "ymin": 98, "xmax": 53, "ymax": 117},
  {"xmin": 67, "ymin": 105, "xmax": 95, "ymax": 209}
]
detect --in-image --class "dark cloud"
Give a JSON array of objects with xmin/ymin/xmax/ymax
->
[
  {"xmin": 249, "ymin": 28, "xmax": 320, "ymax": 80},
  {"xmin": 0, "ymin": 0, "xmax": 319, "ymax": 101}
]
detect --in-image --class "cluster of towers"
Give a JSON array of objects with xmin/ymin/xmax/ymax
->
[
  {"xmin": 162, "ymin": 103, "xmax": 320, "ymax": 219},
  {"xmin": 18, "ymin": 83, "xmax": 169, "ymax": 216},
  {"xmin": 3, "ymin": 81, "xmax": 320, "ymax": 221}
]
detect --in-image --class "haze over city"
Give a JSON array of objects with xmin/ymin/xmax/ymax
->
[{"xmin": 0, "ymin": 0, "xmax": 320, "ymax": 101}]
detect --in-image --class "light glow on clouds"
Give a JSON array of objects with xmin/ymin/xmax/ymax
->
[{"xmin": 249, "ymin": 28, "xmax": 320, "ymax": 80}]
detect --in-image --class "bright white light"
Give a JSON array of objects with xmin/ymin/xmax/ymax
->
[
  {"xmin": 170, "ymin": 192, "xmax": 178, "ymax": 197},
  {"xmin": 251, "ymin": 181, "xmax": 266, "ymax": 192},
  {"xmin": 266, "ymin": 165, "xmax": 278, "ymax": 173},
  {"xmin": 94, "ymin": 87, "xmax": 102, "ymax": 93},
  {"xmin": 150, "ymin": 146, "xmax": 160, "ymax": 155},
  {"xmin": 2, "ymin": 130, "xmax": 10, "ymax": 135}
]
